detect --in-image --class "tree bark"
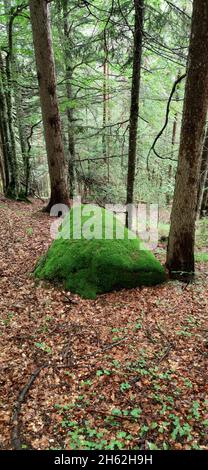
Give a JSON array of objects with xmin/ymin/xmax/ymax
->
[
  {"xmin": 29, "ymin": 0, "xmax": 70, "ymax": 211},
  {"xmin": 0, "ymin": 75, "xmax": 10, "ymax": 191},
  {"xmin": 62, "ymin": 0, "xmax": 75, "ymax": 199},
  {"xmin": 0, "ymin": 131, "xmax": 6, "ymax": 192},
  {"xmin": 0, "ymin": 1, "xmax": 20, "ymax": 197},
  {"xmin": 13, "ymin": 59, "xmax": 30, "ymax": 197},
  {"xmin": 0, "ymin": 120, "xmax": 8, "ymax": 192},
  {"xmin": 103, "ymin": 61, "xmax": 107, "ymax": 160},
  {"xmin": 166, "ymin": 71, "xmax": 181, "ymax": 205},
  {"xmin": 201, "ymin": 178, "xmax": 208, "ymax": 213},
  {"xmin": 4, "ymin": 2, "xmax": 19, "ymax": 196},
  {"xmin": 102, "ymin": 34, "xmax": 111, "ymax": 182},
  {"xmin": 0, "ymin": 50, "xmax": 16, "ymax": 195},
  {"xmin": 196, "ymin": 124, "xmax": 208, "ymax": 218},
  {"xmin": 126, "ymin": 0, "xmax": 144, "ymax": 227},
  {"xmin": 166, "ymin": 0, "xmax": 208, "ymax": 278}
]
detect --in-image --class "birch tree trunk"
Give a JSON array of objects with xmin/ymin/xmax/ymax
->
[
  {"xmin": 166, "ymin": 0, "xmax": 208, "ymax": 278},
  {"xmin": 29, "ymin": 0, "xmax": 70, "ymax": 211}
]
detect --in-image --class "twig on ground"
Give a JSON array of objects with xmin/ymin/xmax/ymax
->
[
  {"xmin": 11, "ymin": 363, "xmax": 48, "ymax": 450},
  {"xmin": 157, "ymin": 344, "xmax": 172, "ymax": 363}
]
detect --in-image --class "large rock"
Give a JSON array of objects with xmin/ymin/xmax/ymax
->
[{"xmin": 35, "ymin": 205, "xmax": 166, "ymax": 299}]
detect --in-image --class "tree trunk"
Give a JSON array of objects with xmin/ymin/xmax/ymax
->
[
  {"xmin": 166, "ymin": 0, "xmax": 208, "ymax": 278},
  {"xmin": 4, "ymin": 2, "xmax": 19, "ymax": 196},
  {"xmin": 62, "ymin": 0, "xmax": 75, "ymax": 199},
  {"xmin": 201, "ymin": 179, "xmax": 208, "ymax": 213},
  {"xmin": 106, "ymin": 61, "xmax": 111, "ymax": 182},
  {"xmin": 102, "ymin": 33, "xmax": 111, "ymax": 182},
  {"xmin": 0, "ymin": 50, "xmax": 16, "ymax": 196},
  {"xmin": 0, "ymin": 119, "xmax": 9, "ymax": 192},
  {"xmin": 196, "ymin": 124, "xmax": 208, "ymax": 218},
  {"xmin": 13, "ymin": 59, "xmax": 30, "ymax": 197},
  {"xmin": 29, "ymin": 0, "xmax": 70, "ymax": 211},
  {"xmin": 1, "ymin": 1, "xmax": 20, "ymax": 197},
  {"xmin": 0, "ymin": 132, "xmax": 6, "ymax": 192},
  {"xmin": 102, "ymin": 31, "xmax": 108, "ymax": 162},
  {"xmin": 126, "ymin": 0, "xmax": 144, "ymax": 227},
  {"xmin": 166, "ymin": 71, "xmax": 180, "ymax": 205},
  {"xmin": 0, "ymin": 78, "xmax": 10, "ymax": 191}
]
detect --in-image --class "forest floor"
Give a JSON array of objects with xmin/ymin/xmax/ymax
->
[{"xmin": 0, "ymin": 198, "xmax": 207, "ymax": 451}]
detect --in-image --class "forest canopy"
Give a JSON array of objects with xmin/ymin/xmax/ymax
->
[{"xmin": 0, "ymin": 0, "xmax": 192, "ymax": 205}]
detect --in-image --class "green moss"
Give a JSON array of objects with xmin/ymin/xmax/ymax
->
[
  {"xmin": 195, "ymin": 252, "xmax": 208, "ymax": 262},
  {"xmin": 35, "ymin": 205, "xmax": 166, "ymax": 299}
]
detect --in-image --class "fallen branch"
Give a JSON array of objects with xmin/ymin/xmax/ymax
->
[
  {"xmin": 11, "ymin": 363, "xmax": 48, "ymax": 450},
  {"xmin": 157, "ymin": 344, "xmax": 172, "ymax": 363},
  {"xmin": 102, "ymin": 336, "xmax": 128, "ymax": 351},
  {"xmin": 147, "ymin": 72, "xmax": 186, "ymax": 170}
]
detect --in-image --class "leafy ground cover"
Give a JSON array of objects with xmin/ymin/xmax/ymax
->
[{"xmin": 0, "ymin": 199, "xmax": 207, "ymax": 450}]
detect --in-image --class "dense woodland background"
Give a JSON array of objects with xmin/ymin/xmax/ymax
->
[
  {"xmin": 1, "ymin": 0, "xmax": 208, "ymax": 275},
  {"xmin": 0, "ymin": 0, "xmax": 199, "ymax": 205}
]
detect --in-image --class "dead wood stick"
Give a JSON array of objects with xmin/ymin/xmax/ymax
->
[
  {"xmin": 102, "ymin": 336, "xmax": 128, "ymax": 351},
  {"xmin": 11, "ymin": 363, "xmax": 48, "ymax": 450},
  {"xmin": 157, "ymin": 344, "xmax": 172, "ymax": 363}
]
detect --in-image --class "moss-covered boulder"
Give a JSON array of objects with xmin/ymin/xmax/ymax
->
[{"xmin": 35, "ymin": 204, "xmax": 166, "ymax": 299}]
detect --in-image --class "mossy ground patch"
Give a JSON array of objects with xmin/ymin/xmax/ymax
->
[{"xmin": 35, "ymin": 205, "xmax": 166, "ymax": 299}]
